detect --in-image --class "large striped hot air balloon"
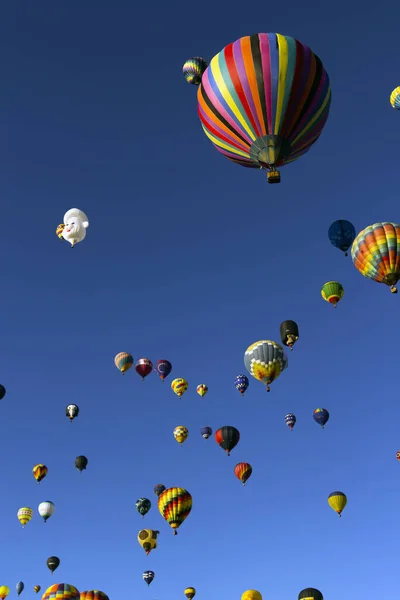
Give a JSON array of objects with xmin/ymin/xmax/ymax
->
[
  {"xmin": 197, "ymin": 33, "xmax": 331, "ymax": 184},
  {"xmin": 42, "ymin": 585, "xmax": 80, "ymax": 600},
  {"xmin": 158, "ymin": 487, "xmax": 192, "ymax": 534},
  {"xmin": 80, "ymin": 591, "xmax": 109, "ymax": 600},
  {"xmin": 351, "ymin": 222, "xmax": 400, "ymax": 293}
]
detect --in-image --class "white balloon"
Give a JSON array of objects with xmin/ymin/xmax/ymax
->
[
  {"xmin": 62, "ymin": 208, "xmax": 89, "ymax": 247},
  {"xmin": 38, "ymin": 501, "xmax": 55, "ymax": 522}
]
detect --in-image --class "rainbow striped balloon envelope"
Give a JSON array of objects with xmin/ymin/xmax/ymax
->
[
  {"xmin": 351, "ymin": 222, "xmax": 400, "ymax": 293},
  {"xmin": 197, "ymin": 33, "xmax": 331, "ymax": 183},
  {"xmin": 390, "ymin": 86, "xmax": 400, "ymax": 109},
  {"xmin": 42, "ymin": 585, "xmax": 80, "ymax": 600}
]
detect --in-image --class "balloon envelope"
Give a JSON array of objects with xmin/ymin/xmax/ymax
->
[{"xmin": 198, "ymin": 33, "xmax": 331, "ymax": 183}]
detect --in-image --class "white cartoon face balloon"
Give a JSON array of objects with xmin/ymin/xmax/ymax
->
[{"xmin": 62, "ymin": 208, "xmax": 89, "ymax": 247}]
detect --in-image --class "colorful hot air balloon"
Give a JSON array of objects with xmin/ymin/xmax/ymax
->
[
  {"xmin": 234, "ymin": 374, "xmax": 249, "ymax": 395},
  {"xmin": 38, "ymin": 501, "xmax": 55, "ymax": 522},
  {"xmin": 154, "ymin": 484, "xmax": 166, "ymax": 497},
  {"xmin": 114, "ymin": 352, "xmax": 133, "ymax": 374},
  {"xmin": 328, "ymin": 220, "xmax": 356, "ymax": 256},
  {"xmin": 244, "ymin": 340, "xmax": 288, "ymax": 391},
  {"xmin": 285, "ymin": 413, "xmax": 296, "ymax": 430},
  {"xmin": 298, "ymin": 589, "xmax": 323, "ymax": 600},
  {"xmin": 66, "ymin": 404, "xmax": 79, "ymax": 421},
  {"xmin": 80, "ymin": 591, "xmax": 109, "ymax": 600},
  {"xmin": 200, "ymin": 426, "xmax": 212, "ymax": 439},
  {"xmin": 171, "ymin": 378, "xmax": 188, "ymax": 397},
  {"xmin": 351, "ymin": 222, "xmax": 400, "ymax": 294},
  {"xmin": 33, "ymin": 588, "xmax": 41, "ymax": 594},
  {"xmin": 196, "ymin": 384, "xmax": 208, "ymax": 397},
  {"xmin": 280, "ymin": 320, "xmax": 299, "ymax": 350},
  {"xmin": 136, "ymin": 497, "xmax": 151, "ymax": 517},
  {"xmin": 197, "ymin": 33, "xmax": 331, "ymax": 184},
  {"xmin": 46, "ymin": 556, "xmax": 60, "ymax": 573},
  {"xmin": 16, "ymin": 583, "xmax": 24, "ymax": 596},
  {"xmin": 328, "ymin": 491, "xmax": 347, "ymax": 516},
  {"xmin": 390, "ymin": 86, "xmax": 400, "ymax": 109},
  {"xmin": 155, "ymin": 359, "xmax": 172, "ymax": 381},
  {"xmin": 184, "ymin": 589, "xmax": 196, "ymax": 599},
  {"xmin": 173, "ymin": 426, "xmax": 189, "ymax": 445},
  {"xmin": 241, "ymin": 591, "xmax": 262, "ymax": 600},
  {"xmin": 56, "ymin": 224, "xmax": 65, "ymax": 239},
  {"xmin": 138, "ymin": 529, "xmax": 159, "ymax": 555},
  {"xmin": 33, "ymin": 464, "xmax": 48, "ymax": 483},
  {"xmin": 0, "ymin": 589, "xmax": 9, "ymax": 600},
  {"xmin": 17, "ymin": 507, "xmax": 33, "ymax": 527},
  {"xmin": 234, "ymin": 462, "xmax": 252, "ymax": 485},
  {"xmin": 158, "ymin": 487, "xmax": 192, "ymax": 534},
  {"xmin": 321, "ymin": 281, "xmax": 344, "ymax": 307},
  {"xmin": 183, "ymin": 57, "xmax": 208, "ymax": 85},
  {"xmin": 313, "ymin": 408, "xmax": 329, "ymax": 428},
  {"xmin": 42, "ymin": 585, "xmax": 79, "ymax": 600},
  {"xmin": 215, "ymin": 426, "xmax": 240, "ymax": 456},
  {"xmin": 396, "ymin": 451, "xmax": 400, "ymax": 461},
  {"xmin": 135, "ymin": 358, "xmax": 153, "ymax": 380},
  {"xmin": 75, "ymin": 456, "xmax": 88, "ymax": 471},
  {"xmin": 142, "ymin": 572, "xmax": 155, "ymax": 586}
]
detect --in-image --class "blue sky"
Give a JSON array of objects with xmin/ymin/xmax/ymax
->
[{"xmin": 0, "ymin": 1, "xmax": 398, "ymax": 598}]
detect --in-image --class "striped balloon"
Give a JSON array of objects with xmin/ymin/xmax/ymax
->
[
  {"xmin": 80, "ymin": 592, "xmax": 109, "ymax": 600},
  {"xmin": 42, "ymin": 585, "xmax": 80, "ymax": 600},
  {"xmin": 183, "ymin": 57, "xmax": 208, "ymax": 85},
  {"xmin": 197, "ymin": 33, "xmax": 331, "ymax": 183},
  {"xmin": 158, "ymin": 487, "xmax": 192, "ymax": 534},
  {"xmin": 351, "ymin": 222, "xmax": 400, "ymax": 293},
  {"xmin": 114, "ymin": 352, "xmax": 133, "ymax": 374},
  {"xmin": 234, "ymin": 462, "xmax": 252, "ymax": 485},
  {"xmin": 390, "ymin": 86, "xmax": 400, "ymax": 109},
  {"xmin": 321, "ymin": 281, "xmax": 344, "ymax": 307}
]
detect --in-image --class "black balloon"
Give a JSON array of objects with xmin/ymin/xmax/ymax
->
[
  {"xmin": 46, "ymin": 556, "xmax": 60, "ymax": 573},
  {"xmin": 0, "ymin": 385, "xmax": 6, "ymax": 400},
  {"xmin": 75, "ymin": 455, "xmax": 88, "ymax": 471}
]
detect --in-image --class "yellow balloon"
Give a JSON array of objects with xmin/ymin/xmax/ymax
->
[
  {"xmin": 196, "ymin": 384, "xmax": 208, "ymax": 397},
  {"xmin": 171, "ymin": 378, "xmax": 188, "ymax": 397},
  {"xmin": 184, "ymin": 588, "xmax": 196, "ymax": 599},
  {"xmin": 174, "ymin": 426, "xmax": 189, "ymax": 445},
  {"xmin": 137, "ymin": 529, "xmax": 159, "ymax": 555},
  {"xmin": 17, "ymin": 507, "xmax": 33, "ymax": 527},
  {"xmin": 0, "ymin": 587, "xmax": 10, "ymax": 600},
  {"xmin": 241, "ymin": 591, "xmax": 262, "ymax": 600},
  {"xmin": 328, "ymin": 491, "xmax": 347, "ymax": 516}
]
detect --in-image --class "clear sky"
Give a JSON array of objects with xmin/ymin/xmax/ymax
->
[{"xmin": 0, "ymin": 1, "xmax": 398, "ymax": 598}]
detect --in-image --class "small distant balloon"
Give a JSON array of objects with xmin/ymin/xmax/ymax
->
[
  {"xmin": 0, "ymin": 588, "xmax": 9, "ymax": 600},
  {"xmin": 155, "ymin": 359, "xmax": 172, "ymax": 381},
  {"xmin": 234, "ymin": 462, "xmax": 252, "ymax": 485},
  {"xmin": 75, "ymin": 456, "xmax": 88, "ymax": 471},
  {"xmin": 46, "ymin": 556, "xmax": 60, "ymax": 573},
  {"xmin": 56, "ymin": 224, "xmax": 65, "ymax": 240},
  {"xmin": 33, "ymin": 587, "xmax": 41, "ymax": 594},
  {"xmin": 66, "ymin": 404, "xmax": 79, "ymax": 421},
  {"xmin": 328, "ymin": 220, "xmax": 356, "ymax": 256},
  {"xmin": 135, "ymin": 358, "xmax": 153, "ymax": 380},
  {"xmin": 174, "ymin": 426, "xmax": 189, "ymax": 445},
  {"xmin": 321, "ymin": 281, "xmax": 344, "ymax": 307},
  {"xmin": 234, "ymin": 375, "xmax": 249, "ymax": 395},
  {"xmin": 280, "ymin": 320, "xmax": 299, "ymax": 350},
  {"xmin": 0, "ymin": 385, "xmax": 6, "ymax": 400},
  {"xmin": 143, "ymin": 571, "xmax": 155, "ymax": 586},
  {"xmin": 17, "ymin": 507, "xmax": 33, "ymax": 527},
  {"xmin": 244, "ymin": 340, "xmax": 288, "ymax": 391},
  {"xmin": 200, "ymin": 426, "xmax": 212, "ymax": 439},
  {"xmin": 154, "ymin": 484, "xmax": 166, "ymax": 497},
  {"xmin": 33, "ymin": 464, "xmax": 48, "ymax": 483},
  {"xmin": 396, "ymin": 451, "xmax": 400, "ymax": 461},
  {"xmin": 328, "ymin": 491, "xmax": 347, "ymax": 517},
  {"xmin": 38, "ymin": 501, "xmax": 55, "ymax": 522},
  {"xmin": 61, "ymin": 208, "xmax": 89, "ymax": 247},
  {"xmin": 215, "ymin": 426, "xmax": 240, "ymax": 456},
  {"xmin": 313, "ymin": 408, "xmax": 329, "ymax": 429},
  {"xmin": 171, "ymin": 378, "xmax": 188, "ymax": 397},
  {"xmin": 114, "ymin": 352, "xmax": 133, "ymax": 374},
  {"xmin": 285, "ymin": 413, "xmax": 296, "ymax": 430},
  {"xmin": 241, "ymin": 592, "xmax": 262, "ymax": 600},
  {"xmin": 16, "ymin": 583, "xmax": 24, "ymax": 597},
  {"xmin": 184, "ymin": 588, "xmax": 196, "ymax": 599},
  {"xmin": 298, "ymin": 589, "xmax": 323, "ymax": 600},
  {"xmin": 42, "ymin": 585, "xmax": 79, "ymax": 600},
  {"xmin": 136, "ymin": 497, "xmax": 151, "ymax": 517},
  {"xmin": 196, "ymin": 384, "xmax": 208, "ymax": 397},
  {"xmin": 138, "ymin": 529, "xmax": 159, "ymax": 555},
  {"xmin": 182, "ymin": 57, "xmax": 207, "ymax": 85},
  {"xmin": 158, "ymin": 487, "xmax": 192, "ymax": 535}
]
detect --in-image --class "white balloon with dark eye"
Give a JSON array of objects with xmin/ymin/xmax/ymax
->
[{"xmin": 62, "ymin": 208, "xmax": 89, "ymax": 247}]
